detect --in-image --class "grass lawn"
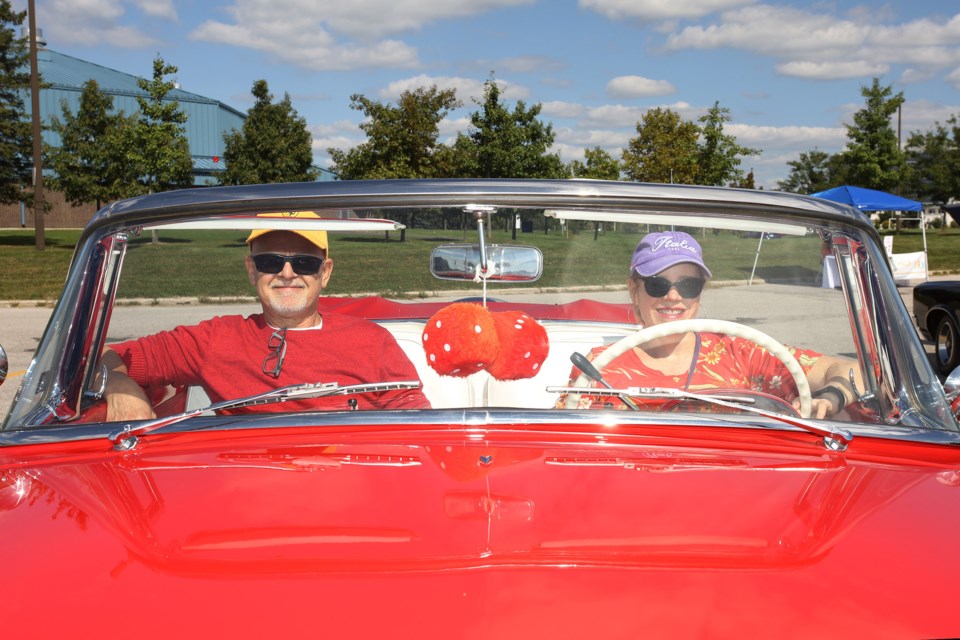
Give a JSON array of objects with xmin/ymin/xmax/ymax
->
[{"xmin": 1, "ymin": 225, "xmax": 957, "ymax": 302}]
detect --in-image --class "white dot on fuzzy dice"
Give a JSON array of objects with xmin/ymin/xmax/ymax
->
[
  {"xmin": 474, "ymin": 325, "xmax": 482, "ymax": 333},
  {"xmin": 444, "ymin": 344, "xmax": 451, "ymax": 352}
]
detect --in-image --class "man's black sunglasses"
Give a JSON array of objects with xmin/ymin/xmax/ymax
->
[
  {"xmin": 641, "ymin": 275, "xmax": 705, "ymax": 299},
  {"xmin": 252, "ymin": 253, "xmax": 324, "ymax": 275}
]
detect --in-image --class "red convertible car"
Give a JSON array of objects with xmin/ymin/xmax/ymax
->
[{"xmin": 2, "ymin": 180, "xmax": 959, "ymax": 637}]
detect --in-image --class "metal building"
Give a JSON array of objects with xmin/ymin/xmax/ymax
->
[
  {"xmin": 31, "ymin": 46, "xmax": 245, "ymax": 184},
  {"xmin": 4, "ymin": 39, "xmax": 334, "ymax": 228}
]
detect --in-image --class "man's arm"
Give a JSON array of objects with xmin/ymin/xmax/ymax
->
[{"xmin": 100, "ymin": 347, "xmax": 156, "ymax": 421}]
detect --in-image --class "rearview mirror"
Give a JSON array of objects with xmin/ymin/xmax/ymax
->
[{"xmin": 430, "ymin": 244, "xmax": 543, "ymax": 282}]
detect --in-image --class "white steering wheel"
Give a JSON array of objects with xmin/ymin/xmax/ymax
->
[{"xmin": 565, "ymin": 319, "xmax": 812, "ymax": 418}]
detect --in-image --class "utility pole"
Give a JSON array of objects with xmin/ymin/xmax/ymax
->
[{"xmin": 27, "ymin": 0, "xmax": 44, "ymax": 251}]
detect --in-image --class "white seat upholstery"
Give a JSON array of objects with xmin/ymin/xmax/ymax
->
[
  {"xmin": 185, "ymin": 319, "xmax": 638, "ymax": 411},
  {"xmin": 384, "ymin": 319, "xmax": 636, "ymax": 409}
]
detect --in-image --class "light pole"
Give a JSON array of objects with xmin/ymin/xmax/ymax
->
[{"xmin": 27, "ymin": 0, "xmax": 44, "ymax": 251}]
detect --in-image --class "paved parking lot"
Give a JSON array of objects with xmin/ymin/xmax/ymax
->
[{"xmin": 0, "ymin": 282, "xmax": 940, "ymax": 425}]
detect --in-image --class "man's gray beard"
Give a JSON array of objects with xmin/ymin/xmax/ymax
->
[{"xmin": 266, "ymin": 294, "xmax": 310, "ymax": 317}]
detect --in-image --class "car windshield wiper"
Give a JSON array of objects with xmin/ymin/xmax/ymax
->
[
  {"xmin": 547, "ymin": 385, "xmax": 853, "ymax": 452},
  {"xmin": 108, "ymin": 380, "xmax": 421, "ymax": 451}
]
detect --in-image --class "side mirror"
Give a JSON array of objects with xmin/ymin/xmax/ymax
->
[
  {"xmin": 0, "ymin": 343, "xmax": 7, "ymax": 388},
  {"xmin": 430, "ymin": 244, "xmax": 543, "ymax": 282},
  {"xmin": 944, "ymin": 366, "xmax": 960, "ymax": 418}
]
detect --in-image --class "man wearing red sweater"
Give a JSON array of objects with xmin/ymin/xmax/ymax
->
[{"xmin": 100, "ymin": 215, "xmax": 430, "ymax": 421}]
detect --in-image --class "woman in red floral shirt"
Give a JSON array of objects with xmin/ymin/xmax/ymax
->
[{"xmin": 566, "ymin": 231, "xmax": 860, "ymax": 418}]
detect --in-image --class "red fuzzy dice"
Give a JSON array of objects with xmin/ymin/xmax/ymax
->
[
  {"xmin": 422, "ymin": 304, "xmax": 549, "ymax": 380},
  {"xmin": 487, "ymin": 310, "xmax": 549, "ymax": 380},
  {"xmin": 421, "ymin": 303, "xmax": 499, "ymax": 377}
]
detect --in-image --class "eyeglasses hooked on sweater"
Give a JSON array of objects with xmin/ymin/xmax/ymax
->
[
  {"xmin": 641, "ymin": 276, "xmax": 705, "ymax": 299},
  {"xmin": 262, "ymin": 327, "xmax": 287, "ymax": 378},
  {"xmin": 252, "ymin": 253, "xmax": 324, "ymax": 276}
]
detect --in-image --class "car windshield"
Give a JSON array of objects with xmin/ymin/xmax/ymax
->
[{"xmin": 3, "ymin": 181, "xmax": 955, "ymax": 444}]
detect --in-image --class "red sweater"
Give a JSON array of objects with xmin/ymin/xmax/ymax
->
[{"xmin": 110, "ymin": 312, "xmax": 430, "ymax": 413}]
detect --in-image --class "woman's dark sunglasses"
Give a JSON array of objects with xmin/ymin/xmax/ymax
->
[
  {"xmin": 252, "ymin": 253, "xmax": 324, "ymax": 275},
  {"xmin": 641, "ymin": 275, "xmax": 705, "ymax": 299}
]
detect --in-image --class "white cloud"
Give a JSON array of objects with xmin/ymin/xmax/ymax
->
[
  {"xmin": 947, "ymin": 68, "xmax": 960, "ymax": 90},
  {"xmin": 776, "ymin": 60, "xmax": 890, "ymax": 80},
  {"xmin": 133, "ymin": 0, "xmax": 177, "ymax": 20},
  {"xmin": 276, "ymin": 0, "xmax": 535, "ymax": 40},
  {"xmin": 663, "ymin": 5, "xmax": 960, "ymax": 81},
  {"xmin": 378, "ymin": 74, "xmax": 530, "ymax": 102},
  {"xmin": 606, "ymin": 75, "xmax": 676, "ymax": 98},
  {"xmin": 31, "ymin": 0, "xmax": 162, "ymax": 47},
  {"xmin": 555, "ymin": 126, "xmax": 632, "ymax": 151},
  {"xmin": 579, "ymin": 104, "xmax": 648, "ymax": 128},
  {"xmin": 897, "ymin": 99, "xmax": 960, "ymax": 134},
  {"xmin": 311, "ymin": 120, "xmax": 363, "ymax": 156},
  {"xmin": 190, "ymin": 20, "xmax": 419, "ymax": 71},
  {"xmin": 439, "ymin": 116, "xmax": 471, "ymax": 139},
  {"xmin": 188, "ymin": 0, "xmax": 534, "ymax": 70},
  {"xmin": 899, "ymin": 68, "xmax": 937, "ymax": 84},
  {"xmin": 541, "ymin": 101, "xmax": 587, "ymax": 119},
  {"xmin": 580, "ymin": 0, "xmax": 756, "ymax": 22},
  {"xmin": 726, "ymin": 123, "xmax": 846, "ymax": 151},
  {"xmin": 496, "ymin": 55, "xmax": 566, "ymax": 74}
]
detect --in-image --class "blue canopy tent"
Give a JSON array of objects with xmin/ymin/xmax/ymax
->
[
  {"xmin": 810, "ymin": 185, "xmax": 923, "ymax": 213},
  {"xmin": 811, "ymin": 185, "xmax": 927, "ymax": 283}
]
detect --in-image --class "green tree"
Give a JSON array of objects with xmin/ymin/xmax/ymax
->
[
  {"xmin": 697, "ymin": 101, "xmax": 760, "ymax": 186},
  {"xmin": 219, "ymin": 79, "xmax": 316, "ymax": 185},
  {"xmin": 776, "ymin": 148, "xmax": 838, "ymax": 194},
  {"xmin": 840, "ymin": 77, "xmax": 905, "ymax": 192},
  {"xmin": 903, "ymin": 116, "xmax": 959, "ymax": 205},
  {"xmin": 621, "ymin": 107, "xmax": 700, "ymax": 183},
  {"xmin": 733, "ymin": 169, "xmax": 756, "ymax": 189},
  {"xmin": 126, "ymin": 56, "xmax": 193, "ymax": 195},
  {"xmin": 455, "ymin": 77, "xmax": 564, "ymax": 178},
  {"xmin": 46, "ymin": 80, "xmax": 136, "ymax": 208},
  {"xmin": 328, "ymin": 85, "xmax": 461, "ymax": 179},
  {"xmin": 570, "ymin": 146, "xmax": 620, "ymax": 180},
  {"xmin": 0, "ymin": 1, "xmax": 31, "ymax": 204}
]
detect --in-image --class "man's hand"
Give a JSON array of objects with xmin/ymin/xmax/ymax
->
[
  {"xmin": 100, "ymin": 347, "xmax": 156, "ymax": 422},
  {"xmin": 104, "ymin": 371, "xmax": 156, "ymax": 421}
]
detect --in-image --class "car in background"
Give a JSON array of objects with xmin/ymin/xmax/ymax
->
[
  {"xmin": 1, "ymin": 179, "xmax": 959, "ymax": 637},
  {"xmin": 913, "ymin": 279, "xmax": 960, "ymax": 375}
]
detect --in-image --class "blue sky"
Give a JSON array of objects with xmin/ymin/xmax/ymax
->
[{"xmin": 15, "ymin": 0, "xmax": 960, "ymax": 188}]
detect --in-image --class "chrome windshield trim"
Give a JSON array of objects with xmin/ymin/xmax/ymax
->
[
  {"xmin": 3, "ymin": 409, "xmax": 960, "ymax": 449},
  {"xmin": 84, "ymin": 179, "xmax": 878, "ymax": 239}
]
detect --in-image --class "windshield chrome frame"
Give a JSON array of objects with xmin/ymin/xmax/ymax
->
[{"xmin": 3, "ymin": 179, "xmax": 955, "ymax": 440}]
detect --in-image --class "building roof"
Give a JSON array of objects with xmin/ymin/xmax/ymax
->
[
  {"xmin": 29, "ymin": 47, "xmax": 333, "ymax": 183},
  {"xmin": 38, "ymin": 48, "xmax": 244, "ymax": 118}
]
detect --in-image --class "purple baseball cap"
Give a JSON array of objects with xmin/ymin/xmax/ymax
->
[{"xmin": 630, "ymin": 231, "xmax": 712, "ymax": 278}]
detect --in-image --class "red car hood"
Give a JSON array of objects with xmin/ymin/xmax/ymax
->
[{"xmin": 3, "ymin": 423, "xmax": 959, "ymax": 638}]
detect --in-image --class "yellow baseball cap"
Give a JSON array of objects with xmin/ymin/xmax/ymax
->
[{"xmin": 245, "ymin": 211, "xmax": 329, "ymax": 254}]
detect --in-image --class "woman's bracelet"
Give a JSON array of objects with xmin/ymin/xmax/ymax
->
[{"xmin": 812, "ymin": 384, "xmax": 846, "ymax": 412}]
